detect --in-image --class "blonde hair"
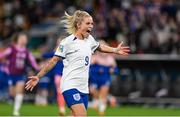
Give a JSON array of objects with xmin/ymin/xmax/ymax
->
[{"xmin": 61, "ymin": 10, "xmax": 91, "ymax": 34}]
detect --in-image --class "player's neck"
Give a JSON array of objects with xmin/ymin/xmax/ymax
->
[{"xmin": 74, "ymin": 32, "xmax": 85, "ymax": 40}]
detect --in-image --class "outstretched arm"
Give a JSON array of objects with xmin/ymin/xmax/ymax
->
[
  {"xmin": 98, "ymin": 41, "xmax": 130, "ymax": 55},
  {"xmin": 0, "ymin": 48, "xmax": 12, "ymax": 58},
  {"xmin": 37, "ymin": 56, "xmax": 60, "ymax": 78},
  {"xmin": 25, "ymin": 56, "xmax": 61, "ymax": 91}
]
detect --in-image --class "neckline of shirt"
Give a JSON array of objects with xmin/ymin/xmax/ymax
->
[{"xmin": 72, "ymin": 34, "xmax": 88, "ymax": 41}]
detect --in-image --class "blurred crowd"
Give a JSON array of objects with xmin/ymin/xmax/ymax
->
[{"xmin": 0, "ymin": 0, "xmax": 180, "ymax": 54}]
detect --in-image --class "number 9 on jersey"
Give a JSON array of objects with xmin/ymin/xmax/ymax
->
[{"xmin": 85, "ymin": 56, "xmax": 89, "ymax": 66}]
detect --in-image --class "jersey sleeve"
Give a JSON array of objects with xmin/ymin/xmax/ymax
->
[
  {"xmin": 89, "ymin": 35, "xmax": 100, "ymax": 53},
  {"xmin": 54, "ymin": 39, "xmax": 67, "ymax": 58}
]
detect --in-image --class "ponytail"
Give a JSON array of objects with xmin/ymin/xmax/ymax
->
[{"xmin": 61, "ymin": 10, "xmax": 90, "ymax": 34}]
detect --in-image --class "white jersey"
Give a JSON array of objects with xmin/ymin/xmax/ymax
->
[{"xmin": 54, "ymin": 34, "xmax": 99, "ymax": 93}]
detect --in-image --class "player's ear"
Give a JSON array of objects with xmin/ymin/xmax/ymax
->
[{"xmin": 77, "ymin": 22, "xmax": 81, "ymax": 29}]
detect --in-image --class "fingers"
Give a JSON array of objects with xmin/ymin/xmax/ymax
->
[
  {"xmin": 121, "ymin": 46, "xmax": 130, "ymax": 53},
  {"xmin": 25, "ymin": 83, "xmax": 34, "ymax": 91},
  {"xmin": 120, "ymin": 41, "xmax": 123, "ymax": 46},
  {"xmin": 28, "ymin": 76, "xmax": 35, "ymax": 79},
  {"xmin": 25, "ymin": 79, "xmax": 35, "ymax": 91},
  {"xmin": 25, "ymin": 79, "xmax": 33, "ymax": 88},
  {"xmin": 30, "ymin": 86, "xmax": 34, "ymax": 91},
  {"xmin": 118, "ymin": 47, "xmax": 130, "ymax": 55},
  {"xmin": 122, "ymin": 48, "xmax": 130, "ymax": 52},
  {"xmin": 117, "ymin": 42, "xmax": 131, "ymax": 55},
  {"xmin": 25, "ymin": 76, "xmax": 39, "ymax": 91},
  {"xmin": 25, "ymin": 84, "xmax": 32, "ymax": 91},
  {"xmin": 25, "ymin": 80, "xmax": 34, "ymax": 91},
  {"xmin": 118, "ymin": 42, "xmax": 130, "ymax": 51},
  {"xmin": 123, "ymin": 52, "xmax": 129, "ymax": 55},
  {"xmin": 121, "ymin": 52, "xmax": 129, "ymax": 56},
  {"xmin": 122, "ymin": 46, "xmax": 130, "ymax": 49},
  {"xmin": 26, "ymin": 79, "xmax": 32, "ymax": 85},
  {"xmin": 117, "ymin": 41, "xmax": 123, "ymax": 48}
]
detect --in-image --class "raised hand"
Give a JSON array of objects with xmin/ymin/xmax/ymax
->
[
  {"xmin": 114, "ymin": 41, "xmax": 130, "ymax": 55},
  {"xmin": 25, "ymin": 76, "xmax": 39, "ymax": 91}
]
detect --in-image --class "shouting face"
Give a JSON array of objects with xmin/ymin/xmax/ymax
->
[{"xmin": 77, "ymin": 16, "xmax": 93, "ymax": 38}]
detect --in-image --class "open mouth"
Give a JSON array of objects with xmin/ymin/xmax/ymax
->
[{"xmin": 86, "ymin": 29, "xmax": 91, "ymax": 33}]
